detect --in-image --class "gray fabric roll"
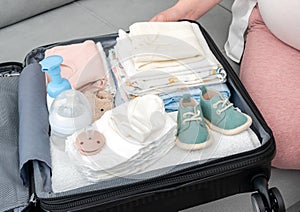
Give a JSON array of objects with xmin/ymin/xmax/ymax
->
[
  {"xmin": 18, "ymin": 63, "xmax": 51, "ymax": 185},
  {"xmin": 0, "ymin": 76, "xmax": 29, "ymax": 211}
]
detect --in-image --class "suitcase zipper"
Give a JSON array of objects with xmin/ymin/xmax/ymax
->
[
  {"xmin": 39, "ymin": 139, "xmax": 274, "ymax": 211},
  {"xmin": 0, "ymin": 62, "xmax": 23, "ymax": 77},
  {"xmin": 21, "ymin": 193, "xmax": 37, "ymax": 212},
  {"xmin": 0, "ymin": 72, "xmax": 20, "ymax": 77}
]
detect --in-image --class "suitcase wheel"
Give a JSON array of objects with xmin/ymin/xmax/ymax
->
[
  {"xmin": 252, "ymin": 175, "xmax": 286, "ymax": 212},
  {"xmin": 251, "ymin": 187, "xmax": 286, "ymax": 212},
  {"xmin": 268, "ymin": 187, "xmax": 286, "ymax": 212},
  {"xmin": 251, "ymin": 192, "xmax": 265, "ymax": 212}
]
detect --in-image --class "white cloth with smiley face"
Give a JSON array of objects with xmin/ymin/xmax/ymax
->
[{"xmin": 65, "ymin": 94, "xmax": 177, "ymax": 181}]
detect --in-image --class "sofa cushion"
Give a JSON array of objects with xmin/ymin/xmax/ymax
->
[
  {"xmin": 219, "ymin": 0, "xmax": 234, "ymax": 11},
  {"xmin": 0, "ymin": 0, "xmax": 75, "ymax": 29}
]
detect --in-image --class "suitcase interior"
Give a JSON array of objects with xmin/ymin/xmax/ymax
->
[
  {"xmin": 0, "ymin": 24, "xmax": 276, "ymax": 211},
  {"xmin": 0, "ymin": 63, "xmax": 30, "ymax": 211}
]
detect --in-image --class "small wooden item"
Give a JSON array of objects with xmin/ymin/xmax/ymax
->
[{"xmin": 76, "ymin": 130, "xmax": 105, "ymax": 156}]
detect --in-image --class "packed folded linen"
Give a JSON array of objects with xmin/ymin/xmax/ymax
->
[
  {"xmin": 110, "ymin": 22, "xmax": 226, "ymax": 96},
  {"xmin": 113, "ymin": 30, "xmax": 218, "ymax": 80},
  {"xmin": 109, "ymin": 48, "xmax": 226, "ymax": 96},
  {"xmin": 65, "ymin": 95, "xmax": 177, "ymax": 181},
  {"xmin": 115, "ymin": 22, "xmax": 224, "ymax": 78},
  {"xmin": 128, "ymin": 22, "xmax": 206, "ymax": 71}
]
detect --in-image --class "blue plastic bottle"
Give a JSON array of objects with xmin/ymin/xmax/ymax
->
[
  {"xmin": 39, "ymin": 55, "xmax": 72, "ymax": 110},
  {"xmin": 39, "ymin": 55, "xmax": 71, "ymax": 98}
]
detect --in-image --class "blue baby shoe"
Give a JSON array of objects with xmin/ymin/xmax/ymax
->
[
  {"xmin": 200, "ymin": 87, "xmax": 252, "ymax": 135},
  {"xmin": 176, "ymin": 94, "xmax": 213, "ymax": 150}
]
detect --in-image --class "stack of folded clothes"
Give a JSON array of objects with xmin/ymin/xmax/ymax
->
[
  {"xmin": 109, "ymin": 21, "xmax": 227, "ymax": 102},
  {"xmin": 65, "ymin": 95, "xmax": 177, "ymax": 182}
]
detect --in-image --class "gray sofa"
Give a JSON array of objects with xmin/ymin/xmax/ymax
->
[{"xmin": 0, "ymin": 0, "xmax": 299, "ymax": 211}]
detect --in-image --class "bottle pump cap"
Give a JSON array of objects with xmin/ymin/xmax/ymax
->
[{"xmin": 39, "ymin": 55, "xmax": 71, "ymax": 98}]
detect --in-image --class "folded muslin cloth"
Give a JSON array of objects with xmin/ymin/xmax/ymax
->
[
  {"xmin": 115, "ymin": 24, "xmax": 220, "ymax": 78},
  {"xmin": 65, "ymin": 111, "xmax": 176, "ymax": 181},
  {"xmin": 45, "ymin": 40, "xmax": 107, "ymax": 92},
  {"xmin": 64, "ymin": 95, "xmax": 177, "ymax": 182},
  {"xmin": 128, "ymin": 22, "xmax": 206, "ymax": 71},
  {"xmin": 110, "ymin": 49, "xmax": 226, "ymax": 97},
  {"xmin": 110, "ymin": 94, "xmax": 167, "ymax": 142}
]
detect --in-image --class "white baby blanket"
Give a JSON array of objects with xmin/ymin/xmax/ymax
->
[
  {"xmin": 128, "ymin": 22, "xmax": 206, "ymax": 71},
  {"xmin": 115, "ymin": 22, "xmax": 221, "ymax": 78}
]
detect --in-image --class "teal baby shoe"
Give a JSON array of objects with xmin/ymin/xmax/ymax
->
[
  {"xmin": 176, "ymin": 94, "xmax": 213, "ymax": 150},
  {"xmin": 200, "ymin": 87, "xmax": 252, "ymax": 135}
]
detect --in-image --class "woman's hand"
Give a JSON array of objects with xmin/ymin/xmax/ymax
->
[{"xmin": 150, "ymin": 0, "xmax": 221, "ymax": 22}]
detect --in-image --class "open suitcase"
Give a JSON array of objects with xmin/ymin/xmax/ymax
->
[{"xmin": 0, "ymin": 22, "xmax": 286, "ymax": 212}]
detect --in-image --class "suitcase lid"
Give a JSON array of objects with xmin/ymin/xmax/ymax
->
[{"xmin": 0, "ymin": 62, "xmax": 34, "ymax": 211}]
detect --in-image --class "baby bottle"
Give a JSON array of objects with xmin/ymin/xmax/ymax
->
[{"xmin": 49, "ymin": 89, "xmax": 93, "ymax": 150}]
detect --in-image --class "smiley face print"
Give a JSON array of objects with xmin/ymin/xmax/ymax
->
[{"xmin": 76, "ymin": 130, "xmax": 106, "ymax": 156}]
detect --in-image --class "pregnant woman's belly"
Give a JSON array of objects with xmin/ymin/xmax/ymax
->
[{"xmin": 258, "ymin": 0, "xmax": 300, "ymax": 50}]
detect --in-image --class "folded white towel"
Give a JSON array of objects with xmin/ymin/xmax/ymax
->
[
  {"xmin": 128, "ymin": 22, "xmax": 206, "ymax": 71},
  {"xmin": 115, "ymin": 22, "xmax": 221, "ymax": 79},
  {"xmin": 51, "ymin": 114, "xmax": 261, "ymax": 193},
  {"xmin": 146, "ymin": 112, "xmax": 261, "ymax": 172},
  {"xmin": 147, "ymin": 130, "xmax": 261, "ymax": 173},
  {"xmin": 50, "ymin": 137, "xmax": 93, "ymax": 193}
]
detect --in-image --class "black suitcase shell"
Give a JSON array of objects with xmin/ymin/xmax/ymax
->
[{"xmin": 0, "ymin": 22, "xmax": 285, "ymax": 212}]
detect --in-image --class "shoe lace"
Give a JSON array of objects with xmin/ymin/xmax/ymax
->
[
  {"xmin": 182, "ymin": 110, "xmax": 202, "ymax": 125},
  {"xmin": 213, "ymin": 98, "xmax": 233, "ymax": 115}
]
